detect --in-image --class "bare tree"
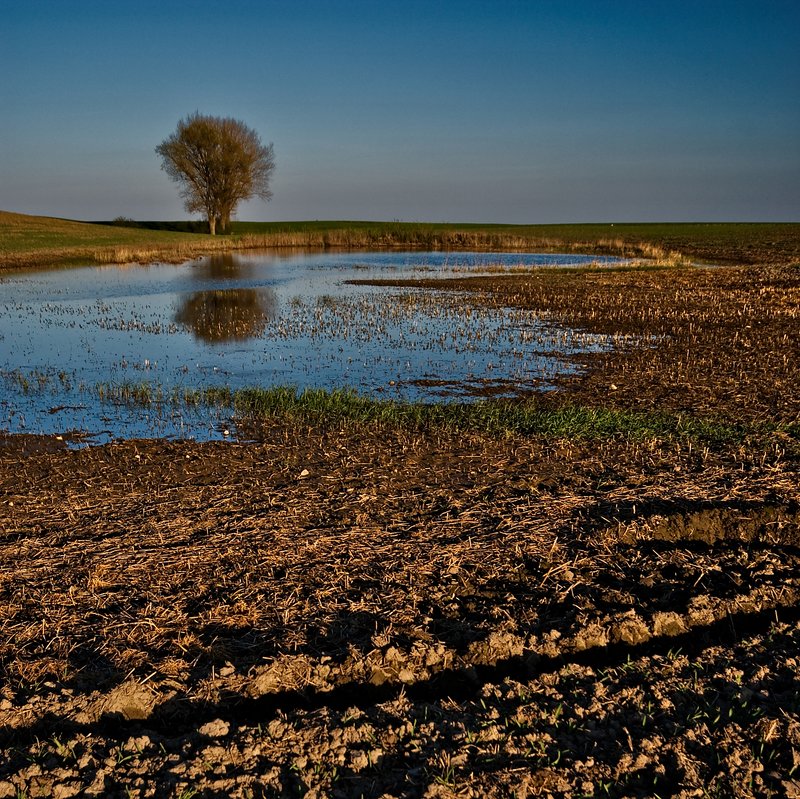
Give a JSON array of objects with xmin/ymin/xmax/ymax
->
[{"xmin": 156, "ymin": 113, "xmax": 275, "ymax": 235}]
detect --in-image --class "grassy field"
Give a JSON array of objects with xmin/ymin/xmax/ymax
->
[
  {"xmin": 2, "ymin": 209, "xmax": 799, "ymax": 269},
  {"xmin": 228, "ymin": 220, "xmax": 800, "ymax": 264}
]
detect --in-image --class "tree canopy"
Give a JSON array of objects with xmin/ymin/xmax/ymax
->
[{"xmin": 156, "ymin": 113, "xmax": 275, "ymax": 235}]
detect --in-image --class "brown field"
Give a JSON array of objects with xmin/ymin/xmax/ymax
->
[{"xmin": 1, "ymin": 237, "xmax": 799, "ymax": 797}]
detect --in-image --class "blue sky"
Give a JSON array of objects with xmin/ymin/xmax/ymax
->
[{"xmin": 2, "ymin": 0, "xmax": 798, "ymax": 223}]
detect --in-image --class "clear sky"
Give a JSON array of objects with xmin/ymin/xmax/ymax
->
[{"xmin": 2, "ymin": 0, "xmax": 798, "ymax": 223}]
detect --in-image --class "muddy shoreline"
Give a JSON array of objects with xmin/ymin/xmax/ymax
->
[{"xmin": 1, "ymin": 258, "xmax": 799, "ymax": 797}]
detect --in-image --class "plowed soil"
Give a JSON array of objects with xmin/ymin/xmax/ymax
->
[{"xmin": 1, "ymin": 258, "xmax": 799, "ymax": 798}]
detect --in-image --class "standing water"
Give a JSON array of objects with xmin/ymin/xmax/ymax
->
[{"xmin": 0, "ymin": 250, "xmax": 622, "ymax": 442}]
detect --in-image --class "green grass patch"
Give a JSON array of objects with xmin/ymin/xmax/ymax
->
[
  {"xmin": 227, "ymin": 387, "xmax": 749, "ymax": 443},
  {"xmin": 95, "ymin": 382, "xmax": 774, "ymax": 445},
  {"xmin": 0, "ymin": 211, "xmax": 200, "ymax": 255}
]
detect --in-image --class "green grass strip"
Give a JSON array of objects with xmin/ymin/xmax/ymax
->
[
  {"xmin": 194, "ymin": 386, "xmax": 748, "ymax": 443},
  {"xmin": 93, "ymin": 382, "xmax": 796, "ymax": 445}
]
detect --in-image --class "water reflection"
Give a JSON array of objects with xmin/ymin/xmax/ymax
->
[
  {"xmin": 174, "ymin": 287, "xmax": 277, "ymax": 343},
  {"xmin": 192, "ymin": 252, "xmax": 260, "ymax": 281},
  {"xmin": 0, "ymin": 250, "xmax": 624, "ymax": 442}
]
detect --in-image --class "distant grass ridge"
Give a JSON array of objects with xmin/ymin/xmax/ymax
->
[{"xmin": 3, "ymin": 210, "xmax": 799, "ymax": 269}]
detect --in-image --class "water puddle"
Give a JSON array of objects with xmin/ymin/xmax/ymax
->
[{"xmin": 0, "ymin": 250, "xmax": 624, "ymax": 442}]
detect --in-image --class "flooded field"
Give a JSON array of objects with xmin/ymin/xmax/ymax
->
[
  {"xmin": 0, "ymin": 250, "xmax": 621, "ymax": 441},
  {"xmin": 1, "ymin": 252, "xmax": 798, "ymax": 797}
]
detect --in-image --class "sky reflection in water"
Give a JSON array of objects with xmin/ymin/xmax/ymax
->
[{"xmin": 0, "ymin": 250, "xmax": 621, "ymax": 442}]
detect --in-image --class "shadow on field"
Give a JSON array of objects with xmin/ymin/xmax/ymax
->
[
  {"xmin": 3, "ymin": 597, "xmax": 799, "ymax": 749},
  {"xmin": 570, "ymin": 496, "xmax": 800, "ymax": 546},
  {"xmin": 6, "ymin": 497, "xmax": 798, "ymax": 721},
  {"xmin": 2, "ymin": 603, "xmax": 797, "ymax": 798}
]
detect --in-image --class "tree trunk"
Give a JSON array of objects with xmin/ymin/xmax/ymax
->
[{"xmin": 208, "ymin": 216, "xmax": 216, "ymax": 236}]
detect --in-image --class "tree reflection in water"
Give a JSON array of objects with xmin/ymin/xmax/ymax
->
[
  {"xmin": 195, "ymin": 252, "xmax": 259, "ymax": 281},
  {"xmin": 175, "ymin": 287, "xmax": 277, "ymax": 342},
  {"xmin": 175, "ymin": 253, "xmax": 278, "ymax": 342}
]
